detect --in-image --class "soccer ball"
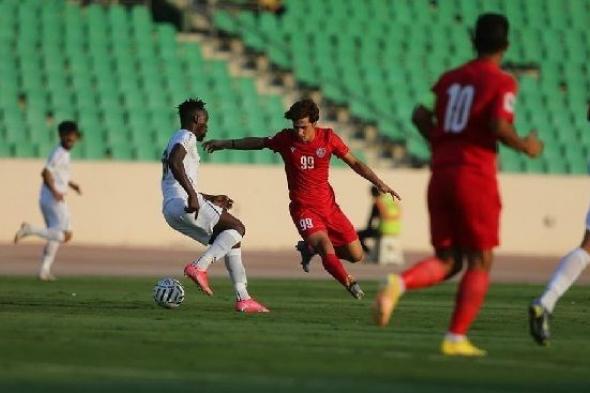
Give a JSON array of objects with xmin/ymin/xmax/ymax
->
[{"xmin": 153, "ymin": 278, "xmax": 185, "ymax": 309}]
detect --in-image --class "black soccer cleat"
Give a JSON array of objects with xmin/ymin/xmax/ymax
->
[
  {"xmin": 296, "ymin": 240, "xmax": 316, "ymax": 273},
  {"xmin": 528, "ymin": 301, "xmax": 551, "ymax": 346},
  {"xmin": 347, "ymin": 281, "xmax": 365, "ymax": 300}
]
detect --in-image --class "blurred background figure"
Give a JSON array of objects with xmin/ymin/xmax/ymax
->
[
  {"xmin": 528, "ymin": 105, "xmax": 590, "ymax": 346},
  {"xmin": 13, "ymin": 121, "xmax": 83, "ymax": 281},
  {"xmin": 357, "ymin": 186, "xmax": 404, "ymax": 265}
]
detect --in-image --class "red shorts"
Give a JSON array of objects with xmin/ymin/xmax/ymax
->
[
  {"xmin": 428, "ymin": 169, "xmax": 501, "ymax": 250},
  {"xmin": 289, "ymin": 203, "xmax": 358, "ymax": 247}
]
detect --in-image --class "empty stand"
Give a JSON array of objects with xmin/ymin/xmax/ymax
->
[
  {"xmin": 0, "ymin": 0, "xmax": 288, "ymax": 164},
  {"xmin": 213, "ymin": 0, "xmax": 590, "ymax": 174}
]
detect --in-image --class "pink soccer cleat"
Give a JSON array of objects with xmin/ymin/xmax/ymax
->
[
  {"xmin": 235, "ymin": 298, "xmax": 270, "ymax": 313},
  {"xmin": 184, "ymin": 263, "xmax": 213, "ymax": 296}
]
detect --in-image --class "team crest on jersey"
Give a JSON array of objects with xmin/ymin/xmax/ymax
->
[
  {"xmin": 503, "ymin": 92, "xmax": 515, "ymax": 113},
  {"xmin": 316, "ymin": 148, "xmax": 326, "ymax": 158},
  {"xmin": 290, "ymin": 146, "xmax": 296, "ymax": 153}
]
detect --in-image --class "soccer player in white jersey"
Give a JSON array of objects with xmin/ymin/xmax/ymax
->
[
  {"xmin": 14, "ymin": 121, "xmax": 82, "ymax": 281},
  {"xmin": 162, "ymin": 98, "xmax": 269, "ymax": 313},
  {"xmin": 529, "ymin": 105, "xmax": 590, "ymax": 345},
  {"xmin": 529, "ymin": 205, "xmax": 590, "ymax": 345}
]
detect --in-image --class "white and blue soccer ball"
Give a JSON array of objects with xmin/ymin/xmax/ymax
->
[{"xmin": 153, "ymin": 278, "xmax": 185, "ymax": 309}]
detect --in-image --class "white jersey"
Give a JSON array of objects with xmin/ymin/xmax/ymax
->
[
  {"xmin": 40, "ymin": 144, "xmax": 71, "ymax": 200},
  {"xmin": 161, "ymin": 129, "xmax": 201, "ymax": 206}
]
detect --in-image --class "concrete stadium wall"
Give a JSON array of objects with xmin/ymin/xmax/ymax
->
[{"xmin": 1, "ymin": 158, "xmax": 588, "ymax": 256}]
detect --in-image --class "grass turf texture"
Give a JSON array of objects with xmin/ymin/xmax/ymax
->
[{"xmin": 0, "ymin": 277, "xmax": 589, "ymax": 393}]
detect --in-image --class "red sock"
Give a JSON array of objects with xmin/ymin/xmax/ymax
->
[
  {"xmin": 449, "ymin": 269, "xmax": 490, "ymax": 335},
  {"xmin": 321, "ymin": 254, "xmax": 351, "ymax": 287},
  {"xmin": 401, "ymin": 257, "xmax": 448, "ymax": 290}
]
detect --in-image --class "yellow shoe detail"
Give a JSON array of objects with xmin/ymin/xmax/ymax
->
[
  {"xmin": 372, "ymin": 274, "xmax": 402, "ymax": 327},
  {"xmin": 441, "ymin": 338, "xmax": 487, "ymax": 357}
]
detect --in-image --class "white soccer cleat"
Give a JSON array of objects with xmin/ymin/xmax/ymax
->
[
  {"xmin": 39, "ymin": 271, "xmax": 57, "ymax": 282},
  {"xmin": 14, "ymin": 222, "xmax": 31, "ymax": 244}
]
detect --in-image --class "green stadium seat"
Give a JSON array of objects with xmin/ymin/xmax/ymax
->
[
  {"xmin": 134, "ymin": 144, "xmax": 160, "ymax": 161},
  {"xmin": 109, "ymin": 145, "xmax": 134, "ymax": 161},
  {"xmin": 545, "ymin": 159, "xmax": 568, "ymax": 174},
  {"xmin": 13, "ymin": 143, "xmax": 39, "ymax": 158},
  {"xmin": 0, "ymin": 140, "xmax": 12, "ymax": 157}
]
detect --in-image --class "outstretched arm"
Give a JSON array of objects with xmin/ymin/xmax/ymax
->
[
  {"xmin": 491, "ymin": 119, "xmax": 543, "ymax": 158},
  {"xmin": 168, "ymin": 144, "xmax": 200, "ymax": 213},
  {"xmin": 411, "ymin": 104, "xmax": 435, "ymax": 142},
  {"xmin": 203, "ymin": 137, "xmax": 267, "ymax": 153},
  {"xmin": 340, "ymin": 153, "xmax": 401, "ymax": 201}
]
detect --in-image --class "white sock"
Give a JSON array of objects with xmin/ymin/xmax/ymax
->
[
  {"xmin": 444, "ymin": 333, "xmax": 466, "ymax": 343},
  {"xmin": 224, "ymin": 247, "xmax": 250, "ymax": 301},
  {"xmin": 40, "ymin": 241, "xmax": 60, "ymax": 275},
  {"xmin": 28, "ymin": 225, "xmax": 65, "ymax": 242},
  {"xmin": 539, "ymin": 248, "xmax": 590, "ymax": 313},
  {"xmin": 397, "ymin": 275, "xmax": 406, "ymax": 294},
  {"xmin": 194, "ymin": 229, "xmax": 243, "ymax": 271}
]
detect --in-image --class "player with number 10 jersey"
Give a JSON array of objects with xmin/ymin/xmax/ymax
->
[
  {"xmin": 374, "ymin": 13, "xmax": 543, "ymax": 356},
  {"xmin": 429, "ymin": 50, "xmax": 518, "ymax": 249}
]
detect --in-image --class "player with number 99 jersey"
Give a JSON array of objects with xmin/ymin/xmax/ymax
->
[
  {"xmin": 264, "ymin": 127, "xmax": 356, "ymax": 245},
  {"xmin": 202, "ymin": 99, "xmax": 401, "ymax": 299}
]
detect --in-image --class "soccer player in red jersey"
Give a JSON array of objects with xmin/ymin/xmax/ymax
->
[
  {"xmin": 373, "ymin": 14, "xmax": 543, "ymax": 356},
  {"xmin": 203, "ymin": 99, "xmax": 401, "ymax": 299}
]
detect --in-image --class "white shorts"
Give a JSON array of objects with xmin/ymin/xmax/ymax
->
[
  {"xmin": 40, "ymin": 198, "xmax": 71, "ymax": 231},
  {"xmin": 163, "ymin": 196, "xmax": 223, "ymax": 245}
]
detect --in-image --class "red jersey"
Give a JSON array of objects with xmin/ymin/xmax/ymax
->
[
  {"xmin": 264, "ymin": 127, "xmax": 350, "ymax": 211},
  {"xmin": 431, "ymin": 58, "xmax": 517, "ymax": 177}
]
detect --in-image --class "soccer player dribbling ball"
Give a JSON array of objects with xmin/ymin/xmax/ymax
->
[
  {"xmin": 161, "ymin": 98, "xmax": 268, "ymax": 313},
  {"xmin": 14, "ymin": 121, "xmax": 82, "ymax": 281},
  {"xmin": 373, "ymin": 14, "xmax": 543, "ymax": 356},
  {"xmin": 203, "ymin": 99, "xmax": 401, "ymax": 299}
]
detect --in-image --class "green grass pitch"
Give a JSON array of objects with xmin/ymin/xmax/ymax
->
[{"xmin": 1, "ymin": 277, "xmax": 589, "ymax": 393}]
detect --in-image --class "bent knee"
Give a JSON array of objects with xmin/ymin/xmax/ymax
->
[
  {"xmin": 63, "ymin": 231, "xmax": 73, "ymax": 242},
  {"xmin": 349, "ymin": 252, "xmax": 364, "ymax": 263}
]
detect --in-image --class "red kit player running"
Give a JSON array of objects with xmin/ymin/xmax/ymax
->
[
  {"xmin": 373, "ymin": 14, "xmax": 543, "ymax": 356},
  {"xmin": 203, "ymin": 99, "xmax": 401, "ymax": 299}
]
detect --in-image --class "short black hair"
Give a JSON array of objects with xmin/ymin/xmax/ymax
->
[
  {"xmin": 473, "ymin": 13, "xmax": 509, "ymax": 55},
  {"xmin": 284, "ymin": 99, "xmax": 319, "ymax": 123},
  {"xmin": 58, "ymin": 120, "xmax": 80, "ymax": 136},
  {"xmin": 178, "ymin": 98, "xmax": 207, "ymax": 124}
]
